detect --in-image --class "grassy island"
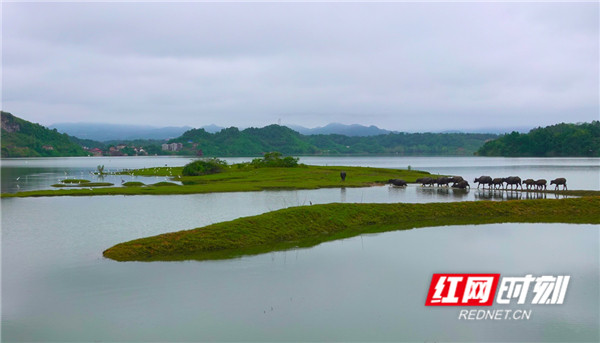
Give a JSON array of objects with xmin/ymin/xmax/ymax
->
[
  {"xmin": 2, "ymin": 164, "xmax": 431, "ymax": 197},
  {"xmin": 103, "ymin": 196, "xmax": 600, "ymax": 262}
]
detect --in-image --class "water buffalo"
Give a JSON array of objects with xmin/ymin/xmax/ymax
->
[
  {"xmin": 450, "ymin": 176, "xmax": 464, "ymax": 186},
  {"xmin": 492, "ymin": 178, "xmax": 504, "ymax": 190},
  {"xmin": 535, "ymin": 179, "xmax": 547, "ymax": 190},
  {"xmin": 340, "ymin": 171, "xmax": 346, "ymax": 181},
  {"xmin": 453, "ymin": 180, "xmax": 470, "ymax": 189},
  {"xmin": 436, "ymin": 177, "xmax": 452, "ymax": 187},
  {"xmin": 388, "ymin": 179, "xmax": 407, "ymax": 187},
  {"xmin": 474, "ymin": 176, "xmax": 493, "ymax": 189},
  {"xmin": 503, "ymin": 176, "xmax": 522, "ymax": 190},
  {"xmin": 523, "ymin": 179, "xmax": 536, "ymax": 190},
  {"xmin": 416, "ymin": 177, "xmax": 435, "ymax": 187},
  {"xmin": 550, "ymin": 178, "xmax": 567, "ymax": 190}
]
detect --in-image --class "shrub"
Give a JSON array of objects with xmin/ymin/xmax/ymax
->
[
  {"xmin": 250, "ymin": 152, "xmax": 299, "ymax": 168},
  {"xmin": 182, "ymin": 158, "xmax": 228, "ymax": 176}
]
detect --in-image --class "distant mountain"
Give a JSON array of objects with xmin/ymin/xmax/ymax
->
[
  {"xmin": 1, "ymin": 111, "xmax": 87, "ymax": 157},
  {"xmin": 50, "ymin": 122, "xmax": 194, "ymax": 141},
  {"xmin": 201, "ymin": 124, "xmax": 225, "ymax": 133},
  {"xmin": 287, "ymin": 123, "xmax": 393, "ymax": 136}
]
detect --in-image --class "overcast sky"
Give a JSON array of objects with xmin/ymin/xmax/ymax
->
[{"xmin": 3, "ymin": 1, "xmax": 598, "ymax": 132}]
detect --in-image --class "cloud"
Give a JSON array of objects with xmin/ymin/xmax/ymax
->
[{"xmin": 3, "ymin": 2, "xmax": 598, "ymax": 132}]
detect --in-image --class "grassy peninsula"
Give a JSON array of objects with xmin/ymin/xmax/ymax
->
[
  {"xmin": 103, "ymin": 196, "xmax": 600, "ymax": 261},
  {"xmin": 2, "ymin": 164, "xmax": 431, "ymax": 198}
]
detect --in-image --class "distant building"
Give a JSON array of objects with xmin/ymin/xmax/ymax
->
[
  {"xmin": 42, "ymin": 145, "xmax": 54, "ymax": 150},
  {"xmin": 162, "ymin": 143, "xmax": 183, "ymax": 152},
  {"xmin": 89, "ymin": 148, "xmax": 103, "ymax": 156}
]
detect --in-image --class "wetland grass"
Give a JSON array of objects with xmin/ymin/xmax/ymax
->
[
  {"xmin": 3, "ymin": 165, "xmax": 431, "ymax": 197},
  {"xmin": 103, "ymin": 196, "xmax": 600, "ymax": 262}
]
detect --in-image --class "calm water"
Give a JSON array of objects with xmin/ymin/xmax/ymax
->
[
  {"xmin": 1, "ymin": 156, "xmax": 599, "ymax": 193},
  {"xmin": 1, "ymin": 156, "xmax": 599, "ymax": 342}
]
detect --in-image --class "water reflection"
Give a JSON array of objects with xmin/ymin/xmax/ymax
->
[
  {"xmin": 415, "ymin": 186, "xmax": 469, "ymax": 200},
  {"xmin": 524, "ymin": 191, "xmax": 548, "ymax": 200},
  {"xmin": 340, "ymin": 187, "xmax": 347, "ymax": 203},
  {"xmin": 2, "ymin": 156, "xmax": 599, "ymax": 193},
  {"xmin": 472, "ymin": 189, "xmax": 570, "ymax": 201},
  {"xmin": 474, "ymin": 189, "xmax": 522, "ymax": 200}
]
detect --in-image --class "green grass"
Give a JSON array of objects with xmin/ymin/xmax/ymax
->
[
  {"xmin": 51, "ymin": 182, "xmax": 114, "ymax": 188},
  {"xmin": 3, "ymin": 165, "xmax": 431, "ymax": 197},
  {"xmin": 103, "ymin": 196, "xmax": 600, "ymax": 262},
  {"xmin": 150, "ymin": 181, "xmax": 180, "ymax": 187},
  {"xmin": 122, "ymin": 181, "xmax": 145, "ymax": 187},
  {"xmin": 61, "ymin": 179, "xmax": 91, "ymax": 184},
  {"xmin": 117, "ymin": 167, "xmax": 183, "ymax": 177}
]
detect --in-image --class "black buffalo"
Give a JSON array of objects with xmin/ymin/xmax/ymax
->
[
  {"xmin": 451, "ymin": 176, "xmax": 464, "ymax": 183},
  {"xmin": 453, "ymin": 180, "xmax": 470, "ymax": 189},
  {"xmin": 416, "ymin": 177, "xmax": 435, "ymax": 187},
  {"xmin": 450, "ymin": 176, "xmax": 464, "ymax": 187},
  {"xmin": 503, "ymin": 176, "xmax": 522, "ymax": 190},
  {"xmin": 492, "ymin": 178, "xmax": 504, "ymax": 190},
  {"xmin": 550, "ymin": 178, "xmax": 567, "ymax": 190},
  {"xmin": 474, "ymin": 176, "xmax": 493, "ymax": 189},
  {"xmin": 523, "ymin": 179, "xmax": 536, "ymax": 190},
  {"xmin": 340, "ymin": 171, "xmax": 346, "ymax": 181},
  {"xmin": 535, "ymin": 179, "xmax": 547, "ymax": 190},
  {"xmin": 388, "ymin": 179, "xmax": 407, "ymax": 187},
  {"xmin": 436, "ymin": 177, "xmax": 452, "ymax": 187}
]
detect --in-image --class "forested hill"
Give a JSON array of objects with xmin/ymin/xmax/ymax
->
[
  {"xmin": 0, "ymin": 111, "xmax": 499, "ymax": 157},
  {"xmin": 476, "ymin": 121, "xmax": 600, "ymax": 157},
  {"xmin": 173, "ymin": 125, "xmax": 497, "ymax": 156},
  {"xmin": 1, "ymin": 111, "xmax": 88, "ymax": 157}
]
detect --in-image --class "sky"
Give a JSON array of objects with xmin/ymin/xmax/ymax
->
[{"xmin": 2, "ymin": 1, "xmax": 599, "ymax": 132}]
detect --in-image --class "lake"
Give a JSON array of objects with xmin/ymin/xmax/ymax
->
[{"xmin": 1, "ymin": 156, "xmax": 599, "ymax": 342}]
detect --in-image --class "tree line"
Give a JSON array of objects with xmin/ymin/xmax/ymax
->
[
  {"xmin": 476, "ymin": 121, "xmax": 599, "ymax": 157},
  {"xmin": 172, "ymin": 125, "xmax": 497, "ymax": 156}
]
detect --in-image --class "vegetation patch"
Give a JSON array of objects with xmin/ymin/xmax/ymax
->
[
  {"xmin": 150, "ymin": 181, "xmax": 180, "ymax": 187},
  {"xmin": 4, "ymin": 165, "xmax": 430, "ymax": 197},
  {"xmin": 103, "ymin": 196, "xmax": 600, "ymax": 262},
  {"xmin": 51, "ymin": 182, "xmax": 113, "ymax": 188},
  {"xmin": 79, "ymin": 182, "xmax": 114, "ymax": 187},
  {"xmin": 61, "ymin": 179, "xmax": 91, "ymax": 184},
  {"xmin": 250, "ymin": 151, "xmax": 299, "ymax": 168},
  {"xmin": 122, "ymin": 181, "xmax": 145, "ymax": 187},
  {"xmin": 182, "ymin": 158, "xmax": 227, "ymax": 176}
]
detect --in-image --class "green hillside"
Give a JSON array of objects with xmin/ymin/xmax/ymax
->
[
  {"xmin": 1, "ymin": 111, "xmax": 87, "ymax": 157},
  {"xmin": 476, "ymin": 121, "xmax": 600, "ymax": 157},
  {"xmin": 172, "ymin": 125, "xmax": 496, "ymax": 156},
  {"xmin": 177, "ymin": 125, "xmax": 317, "ymax": 156},
  {"xmin": 0, "ymin": 111, "xmax": 500, "ymax": 157}
]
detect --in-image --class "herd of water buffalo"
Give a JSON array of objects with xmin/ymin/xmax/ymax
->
[{"xmin": 386, "ymin": 176, "xmax": 568, "ymax": 191}]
